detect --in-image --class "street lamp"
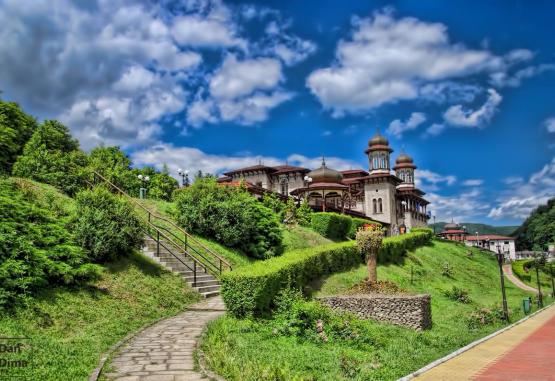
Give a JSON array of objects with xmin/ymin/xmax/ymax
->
[
  {"xmin": 177, "ymin": 168, "xmax": 190, "ymax": 187},
  {"xmin": 495, "ymin": 250, "xmax": 509, "ymax": 321},
  {"xmin": 476, "ymin": 231, "xmax": 479, "ymax": 248},
  {"xmin": 137, "ymin": 174, "xmax": 150, "ymax": 199}
]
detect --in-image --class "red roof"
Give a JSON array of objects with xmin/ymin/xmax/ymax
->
[
  {"xmin": 439, "ymin": 230, "xmax": 467, "ymax": 234},
  {"xmin": 466, "ymin": 235, "xmax": 514, "ymax": 241},
  {"xmin": 272, "ymin": 165, "xmax": 309, "ymax": 174}
]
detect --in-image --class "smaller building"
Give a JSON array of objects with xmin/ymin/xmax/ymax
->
[
  {"xmin": 437, "ymin": 221, "xmax": 467, "ymax": 242},
  {"xmin": 465, "ymin": 235, "xmax": 516, "ymax": 260}
]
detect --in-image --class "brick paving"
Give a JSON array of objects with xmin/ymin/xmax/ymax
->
[
  {"xmin": 104, "ymin": 296, "xmax": 225, "ymax": 381},
  {"xmin": 413, "ymin": 304, "xmax": 555, "ymax": 380}
]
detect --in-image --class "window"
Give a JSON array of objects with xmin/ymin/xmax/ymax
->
[
  {"xmin": 372, "ymin": 199, "xmax": 377, "ymax": 214},
  {"xmin": 378, "ymin": 198, "xmax": 383, "ymax": 213},
  {"xmin": 256, "ymin": 181, "xmax": 262, "ymax": 187},
  {"xmin": 280, "ymin": 179, "xmax": 288, "ymax": 196}
]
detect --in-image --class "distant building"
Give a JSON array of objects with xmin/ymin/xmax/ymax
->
[
  {"xmin": 437, "ymin": 221, "xmax": 467, "ymax": 242},
  {"xmin": 218, "ymin": 132, "xmax": 430, "ymax": 234},
  {"xmin": 465, "ymin": 234, "xmax": 516, "ymax": 260}
]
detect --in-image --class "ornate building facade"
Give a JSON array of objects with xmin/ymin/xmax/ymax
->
[{"xmin": 218, "ymin": 132, "xmax": 430, "ymax": 233}]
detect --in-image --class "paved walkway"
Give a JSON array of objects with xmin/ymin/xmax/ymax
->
[
  {"xmin": 502, "ymin": 264, "xmax": 538, "ymax": 293},
  {"xmin": 104, "ymin": 296, "xmax": 226, "ymax": 381},
  {"xmin": 413, "ymin": 304, "xmax": 555, "ymax": 380}
]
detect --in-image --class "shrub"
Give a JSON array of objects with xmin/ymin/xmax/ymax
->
[
  {"xmin": 441, "ymin": 262, "xmax": 454, "ymax": 277},
  {"xmin": 0, "ymin": 178, "xmax": 102, "ymax": 308},
  {"xmin": 467, "ymin": 306, "xmax": 507, "ymax": 329},
  {"xmin": 512, "ymin": 260, "xmax": 532, "ymax": 282},
  {"xmin": 221, "ymin": 242, "xmax": 361, "ymax": 317},
  {"xmin": 72, "ymin": 187, "xmax": 143, "ymax": 262},
  {"xmin": 296, "ymin": 199, "xmax": 313, "ymax": 227},
  {"xmin": 378, "ymin": 229, "xmax": 433, "ymax": 263},
  {"xmin": 175, "ymin": 179, "xmax": 283, "ymax": 259},
  {"xmin": 348, "ymin": 217, "xmax": 380, "ymax": 239},
  {"xmin": 310, "ymin": 212, "xmax": 352, "ymax": 240},
  {"xmin": 443, "ymin": 286, "xmax": 471, "ymax": 303}
]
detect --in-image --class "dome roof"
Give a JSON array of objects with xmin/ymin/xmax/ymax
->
[
  {"xmin": 368, "ymin": 132, "xmax": 389, "ymax": 147},
  {"xmin": 444, "ymin": 222, "xmax": 460, "ymax": 230},
  {"xmin": 396, "ymin": 153, "xmax": 414, "ymax": 164},
  {"xmin": 308, "ymin": 159, "xmax": 343, "ymax": 184}
]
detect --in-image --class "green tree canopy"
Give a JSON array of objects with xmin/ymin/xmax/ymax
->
[
  {"xmin": 12, "ymin": 120, "xmax": 87, "ymax": 195},
  {"xmin": 0, "ymin": 100, "xmax": 37, "ymax": 173},
  {"xmin": 514, "ymin": 198, "xmax": 555, "ymax": 251}
]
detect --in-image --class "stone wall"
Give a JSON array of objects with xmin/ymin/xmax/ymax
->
[{"xmin": 317, "ymin": 294, "xmax": 432, "ymax": 330}]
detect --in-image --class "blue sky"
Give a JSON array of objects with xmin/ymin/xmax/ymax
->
[{"xmin": 1, "ymin": 0, "xmax": 554, "ymax": 225}]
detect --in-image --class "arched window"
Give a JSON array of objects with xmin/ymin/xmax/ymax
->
[
  {"xmin": 372, "ymin": 199, "xmax": 377, "ymax": 214},
  {"xmin": 378, "ymin": 198, "xmax": 383, "ymax": 213},
  {"xmin": 280, "ymin": 179, "xmax": 288, "ymax": 196}
]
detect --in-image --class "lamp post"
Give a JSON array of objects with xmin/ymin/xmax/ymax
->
[
  {"xmin": 535, "ymin": 261, "xmax": 543, "ymax": 308},
  {"xmin": 495, "ymin": 249, "xmax": 509, "ymax": 321},
  {"xmin": 137, "ymin": 174, "xmax": 150, "ymax": 199},
  {"xmin": 432, "ymin": 214, "xmax": 436, "ymax": 235},
  {"xmin": 177, "ymin": 168, "xmax": 189, "ymax": 188}
]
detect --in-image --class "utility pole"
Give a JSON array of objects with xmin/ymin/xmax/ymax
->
[{"xmin": 496, "ymin": 251, "xmax": 509, "ymax": 321}]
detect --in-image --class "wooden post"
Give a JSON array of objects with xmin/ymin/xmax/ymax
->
[{"xmin": 367, "ymin": 247, "xmax": 377, "ymax": 283}]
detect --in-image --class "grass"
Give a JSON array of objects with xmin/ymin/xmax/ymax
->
[
  {"xmin": 512, "ymin": 259, "xmax": 555, "ymax": 294},
  {"xmin": 0, "ymin": 251, "xmax": 199, "ymax": 381},
  {"xmin": 201, "ymin": 240, "xmax": 554, "ymax": 381},
  {"xmin": 283, "ymin": 225, "xmax": 334, "ymax": 251}
]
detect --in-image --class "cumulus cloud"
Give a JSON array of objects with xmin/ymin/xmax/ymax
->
[
  {"xmin": 415, "ymin": 169, "xmax": 456, "ymax": 191},
  {"xmin": 387, "ymin": 112, "xmax": 426, "ymax": 138},
  {"xmin": 545, "ymin": 117, "xmax": 555, "ymax": 133},
  {"xmin": 260, "ymin": 21, "xmax": 317, "ymax": 66},
  {"xmin": 424, "ymin": 123, "xmax": 446, "ymax": 137},
  {"xmin": 131, "ymin": 143, "xmax": 358, "ymax": 179},
  {"xmin": 306, "ymin": 10, "xmax": 524, "ymax": 115},
  {"xmin": 426, "ymin": 188, "xmax": 491, "ymax": 222},
  {"xmin": 490, "ymin": 64, "xmax": 555, "ymax": 88},
  {"xmin": 443, "ymin": 88, "xmax": 502, "ymax": 127},
  {"xmin": 188, "ymin": 55, "xmax": 293, "ymax": 126},
  {"xmin": 171, "ymin": 15, "xmax": 246, "ymax": 50},
  {"xmin": 488, "ymin": 157, "xmax": 555, "ymax": 220}
]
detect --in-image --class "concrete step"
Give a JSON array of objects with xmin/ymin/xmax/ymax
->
[
  {"xmin": 193, "ymin": 280, "xmax": 220, "ymax": 287},
  {"xmin": 200, "ymin": 290, "xmax": 220, "ymax": 298},
  {"xmin": 195, "ymin": 285, "xmax": 220, "ymax": 293},
  {"xmin": 183, "ymin": 275, "xmax": 215, "ymax": 283}
]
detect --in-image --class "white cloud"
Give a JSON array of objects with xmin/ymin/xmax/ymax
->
[
  {"xmin": 387, "ymin": 112, "xmax": 426, "ymax": 138},
  {"xmin": 261, "ymin": 21, "xmax": 317, "ymax": 66},
  {"xmin": 131, "ymin": 143, "xmax": 358, "ymax": 179},
  {"xmin": 490, "ymin": 64, "xmax": 555, "ymax": 88},
  {"xmin": 443, "ymin": 88, "xmax": 502, "ymax": 127},
  {"xmin": 426, "ymin": 188, "xmax": 491, "ymax": 222},
  {"xmin": 462, "ymin": 179, "xmax": 484, "ymax": 186},
  {"xmin": 424, "ymin": 123, "xmax": 446, "ymax": 137},
  {"xmin": 415, "ymin": 169, "xmax": 456, "ymax": 192},
  {"xmin": 171, "ymin": 15, "xmax": 246, "ymax": 50},
  {"xmin": 188, "ymin": 55, "xmax": 292, "ymax": 126},
  {"xmin": 306, "ymin": 10, "xmax": 523, "ymax": 115},
  {"xmin": 489, "ymin": 157, "xmax": 555, "ymax": 220},
  {"xmin": 544, "ymin": 117, "xmax": 555, "ymax": 133}
]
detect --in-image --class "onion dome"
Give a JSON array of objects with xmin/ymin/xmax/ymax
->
[
  {"xmin": 308, "ymin": 158, "xmax": 343, "ymax": 184},
  {"xmin": 368, "ymin": 132, "xmax": 389, "ymax": 147},
  {"xmin": 444, "ymin": 222, "xmax": 460, "ymax": 230},
  {"xmin": 396, "ymin": 153, "xmax": 413, "ymax": 164}
]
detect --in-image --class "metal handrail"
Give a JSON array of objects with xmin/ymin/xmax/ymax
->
[{"xmin": 91, "ymin": 170, "xmax": 232, "ymax": 276}]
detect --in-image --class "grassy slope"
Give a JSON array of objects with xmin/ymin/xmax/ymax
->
[
  {"xmin": 282, "ymin": 225, "xmax": 333, "ymax": 251},
  {"xmin": 202, "ymin": 241, "xmax": 552, "ymax": 381},
  {"xmin": 0, "ymin": 252, "xmax": 199, "ymax": 381},
  {"xmin": 512, "ymin": 260, "xmax": 555, "ymax": 292}
]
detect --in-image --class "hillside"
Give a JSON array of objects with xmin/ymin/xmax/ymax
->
[
  {"xmin": 513, "ymin": 197, "xmax": 555, "ymax": 250},
  {"xmin": 430, "ymin": 222, "xmax": 518, "ymax": 236},
  {"xmin": 202, "ymin": 240, "xmax": 540, "ymax": 381}
]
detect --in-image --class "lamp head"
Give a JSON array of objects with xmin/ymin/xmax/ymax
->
[{"xmin": 138, "ymin": 174, "xmax": 143, "ymax": 180}]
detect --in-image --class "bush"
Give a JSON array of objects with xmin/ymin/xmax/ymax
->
[
  {"xmin": 378, "ymin": 229, "xmax": 433, "ymax": 263},
  {"xmin": 297, "ymin": 199, "xmax": 313, "ymax": 227},
  {"xmin": 347, "ymin": 217, "xmax": 379, "ymax": 239},
  {"xmin": 0, "ymin": 178, "xmax": 102, "ymax": 308},
  {"xmin": 310, "ymin": 212, "xmax": 352, "ymax": 241},
  {"xmin": 443, "ymin": 286, "xmax": 471, "ymax": 303},
  {"xmin": 221, "ymin": 242, "xmax": 361, "ymax": 317},
  {"xmin": 72, "ymin": 187, "xmax": 144, "ymax": 262},
  {"xmin": 512, "ymin": 260, "xmax": 532, "ymax": 282},
  {"xmin": 467, "ymin": 306, "xmax": 507, "ymax": 329},
  {"xmin": 442, "ymin": 262, "xmax": 454, "ymax": 277},
  {"xmin": 175, "ymin": 179, "xmax": 283, "ymax": 259}
]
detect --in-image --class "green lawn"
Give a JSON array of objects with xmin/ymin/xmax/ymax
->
[
  {"xmin": 201, "ymin": 240, "xmax": 553, "ymax": 381},
  {"xmin": 0, "ymin": 251, "xmax": 199, "ymax": 381},
  {"xmin": 283, "ymin": 225, "xmax": 333, "ymax": 251},
  {"xmin": 512, "ymin": 259, "xmax": 555, "ymax": 294}
]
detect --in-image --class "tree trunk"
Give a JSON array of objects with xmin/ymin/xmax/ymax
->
[{"xmin": 367, "ymin": 249, "xmax": 377, "ymax": 283}]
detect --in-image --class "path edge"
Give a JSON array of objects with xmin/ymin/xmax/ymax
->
[
  {"xmin": 88, "ymin": 313, "xmax": 181, "ymax": 381},
  {"xmin": 397, "ymin": 303, "xmax": 554, "ymax": 381}
]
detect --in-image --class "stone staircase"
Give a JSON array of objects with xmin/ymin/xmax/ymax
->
[{"xmin": 142, "ymin": 237, "xmax": 221, "ymax": 298}]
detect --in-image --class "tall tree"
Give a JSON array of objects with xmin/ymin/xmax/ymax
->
[
  {"xmin": 0, "ymin": 100, "xmax": 37, "ymax": 173},
  {"xmin": 514, "ymin": 198, "xmax": 555, "ymax": 251}
]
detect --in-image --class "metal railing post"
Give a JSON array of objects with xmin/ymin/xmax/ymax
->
[
  {"xmin": 193, "ymin": 261, "xmax": 197, "ymax": 287},
  {"xmin": 157, "ymin": 231, "xmax": 160, "ymax": 257},
  {"xmin": 219, "ymin": 260, "xmax": 222, "ymax": 276}
]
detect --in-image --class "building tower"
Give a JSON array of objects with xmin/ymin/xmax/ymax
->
[
  {"xmin": 393, "ymin": 153, "xmax": 416, "ymax": 189},
  {"xmin": 365, "ymin": 132, "xmax": 393, "ymax": 174}
]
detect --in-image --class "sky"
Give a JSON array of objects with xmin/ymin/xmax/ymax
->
[{"xmin": 1, "ymin": 0, "xmax": 554, "ymax": 226}]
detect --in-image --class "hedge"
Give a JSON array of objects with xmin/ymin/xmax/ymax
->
[
  {"xmin": 310, "ymin": 212, "xmax": 352, "ymax": 240},
  {"xmin": 221, "ymin": 229, "xmax": 433, "ymax": 317},
  {"xmin": 512, "ymin": 260, "xmax": 532, "ymax": 282},
  {"xmin": 347, "ymin": 217, "xmax": 380, "ymax": 239}
]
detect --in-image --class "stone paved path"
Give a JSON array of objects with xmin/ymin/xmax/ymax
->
[
  {"xmin": 413, "ymin": 303, "xmax": 555, "ymax": 380},
  {"xmin": 104, "ymin": 296, "xmax": 226, "ymax": 381},
  {"xmin": 502, "ymin": 264, "xmax": 538, "ymax": 293}
]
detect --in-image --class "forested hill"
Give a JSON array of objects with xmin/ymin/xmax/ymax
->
[
  {"xmin": 513, "ymin": 198, "xmax": 555, "ymax": 251},
  {"xmin": 430, "ymin": 222, "xmax": 518, "ymax": 236}
]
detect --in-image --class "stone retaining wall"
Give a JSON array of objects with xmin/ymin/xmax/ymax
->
[{"xmin": 317, "ymin": 294, "xmax": 432, "ymax": 330}]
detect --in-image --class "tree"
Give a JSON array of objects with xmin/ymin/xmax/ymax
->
[
  {"xmin": 0, "ymin": 100, "xmax": 37, "ymax": 173},
  {"xmin": 88, "ymin": 146, "xmax": 140, "ymax": 195},
  {"xmin": 514, "ymin": 198, "xmax": 555, "ymax": 251},
  {"xmin": 297, "ymin": 198, "xmax": 313, "ymax": 226},
  {"xmin": 148, "ymin": 172, "xmax": 179, "ymax": 201},
  {"xmin": 355, "ymin": 226, "xmax": 384, "ymax": 283},
  {"xmin": 12, "ymin": 120, "xmax": 87, "ymax": 195}
]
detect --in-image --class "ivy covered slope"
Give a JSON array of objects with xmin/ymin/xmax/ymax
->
[
  {"xmin": 203, "ymin": 240, "xmax": 539, "ymax": 381},
  {"xmin": 0, "ymin": 178, "xmax": 199, "ymax": 380}
]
